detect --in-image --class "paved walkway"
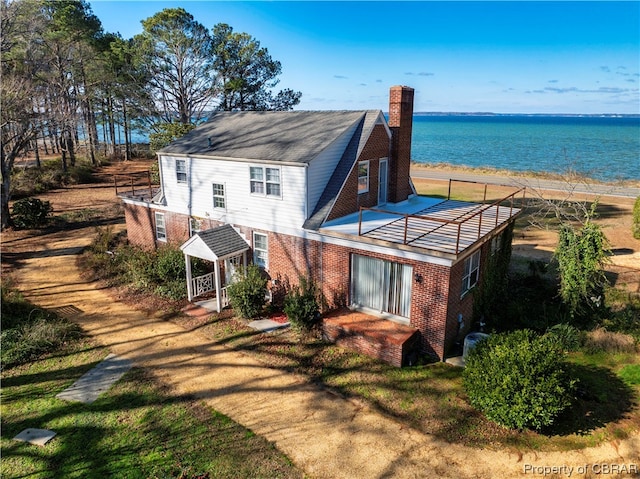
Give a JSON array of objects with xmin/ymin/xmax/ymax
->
[{"xmin": 7, "ymin": 227, "xmax": 639, "ymax": 478}]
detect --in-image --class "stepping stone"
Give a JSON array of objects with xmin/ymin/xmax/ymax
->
[
  {"xmin": 14, "ymin": 428, "xmax": 56, "ymax": 446},
  {"xmin": 56, "ymin": 353, "xmax": 132, "ymax": 404},
  {"xmin": 248, "ymin": 319, "xmax": 290, "ymax": 333}
]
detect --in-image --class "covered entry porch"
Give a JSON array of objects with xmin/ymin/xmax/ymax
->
[{"xmin": 180, "ymin": 224, "xmax": 250, "ymax": 312}]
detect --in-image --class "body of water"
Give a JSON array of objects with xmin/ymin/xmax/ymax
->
[
  {"xmin": 115, "ymin": 113, "xmax": 640, "ymax": 182},
  {"xmin": 410, "ymin": 115, "xmax": 640, "ymax": 182}
]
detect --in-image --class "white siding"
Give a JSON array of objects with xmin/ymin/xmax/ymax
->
[
  {"xmin": 159, "ymin": 155, "xmax": 307, "ymax": 232},
  {"xmin": 306, "ymin": 121, "xmax": 361, "ymax": 215}
]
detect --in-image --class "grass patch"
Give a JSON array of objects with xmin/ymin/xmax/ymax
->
[
  {"xmin": 1, "ymin": 280, "xmax": 82, "ymax": 369},
  {"xmin": 619, "ymin": 365, "xmax": 640, "ymax": 386},
  {"xmin": 1, "ymin": 339, "xmax": 302, "ymax": 479}
]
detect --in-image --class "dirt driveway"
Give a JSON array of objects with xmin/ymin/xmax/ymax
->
[{"xmin": 2, "ymin": 162, "xmax": 639, "ymax": 478}]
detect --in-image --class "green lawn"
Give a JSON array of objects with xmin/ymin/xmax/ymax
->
[{"xmin": 0, "ymin": 339, "xmax": 302, "ymax": 479}]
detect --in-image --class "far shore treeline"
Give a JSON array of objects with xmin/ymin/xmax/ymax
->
[{"xmin": 1, "ymin": 0, "xmax": 301, "ymax": 229}]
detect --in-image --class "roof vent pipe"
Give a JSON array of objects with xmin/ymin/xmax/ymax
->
[{"xmin": 207, "ymin": 137, "xmax": 212, "ymax": 148}]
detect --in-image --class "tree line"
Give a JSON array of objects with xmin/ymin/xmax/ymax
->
[{"xmin": 1, "ymin": 0, "xmax": 302, "ymax": 229}]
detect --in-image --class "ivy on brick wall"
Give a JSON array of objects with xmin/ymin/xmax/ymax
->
[{"xmin": 473, "ymin": 223, "xmax": 514, "ymax": 329}]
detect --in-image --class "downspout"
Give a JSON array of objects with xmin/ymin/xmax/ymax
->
[{"xmin": 156, "ymin": 153, "xmax": 165, "ymax": 203}]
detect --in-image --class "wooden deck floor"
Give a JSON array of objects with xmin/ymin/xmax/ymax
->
[{"xmin": 363, "ymin": 200, "xmax": 519, "ymax": 255}]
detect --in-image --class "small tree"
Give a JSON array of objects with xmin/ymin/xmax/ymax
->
[
  {"xmin": 283, "ymin": 276, "xmax": 320, "ymax": 332},
  {"xmin": 226, "ymin": 264, "xmax": 267, "ymax": 319},
  {"xmin": 555, "ymin": 206, "xmax": 609, "ymax": 322},
  {"xmin": 463, "ymin": 329, "xmax": 576, "ymax": 431}
]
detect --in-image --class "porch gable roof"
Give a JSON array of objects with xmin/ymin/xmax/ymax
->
[{"xmin": 180, "ymin": 224, "xmax": 249, "ymax": 262}]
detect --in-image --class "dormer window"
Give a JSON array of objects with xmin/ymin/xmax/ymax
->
[
  {"xmin": 358, "ymin": 161, "xmax": 370, "ymax": 194},
  {"xmin": 250, "ymin": 166, "xmax": 281, "ymax": 198}
]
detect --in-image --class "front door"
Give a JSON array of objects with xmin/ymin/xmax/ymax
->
[{"xmin": 378, "ymin": 159, "xmax": 388, "ymax": 206}]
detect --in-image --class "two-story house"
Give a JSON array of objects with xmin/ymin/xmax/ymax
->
[{"xmin": 120, "ymin": 86, "xmax": 521, "ymax": 366}]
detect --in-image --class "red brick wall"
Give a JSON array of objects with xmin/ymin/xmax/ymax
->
[
  {"xmin": 266, "ymin": 229, "xmax": 454, "ymax": 359},
  {"xmin": 123, "ymin": 203, "xmax": 459, "ymax": 360},
  {"xmin": 124, "ymin": 203, "xmax": 156, "ymax": 249},
  {"xmin": 444, "ymin": 243, "xmax": 491, "ymax": 355},
  {"xmin": 388, "ymin": 85, "xmax": 414, "ymax": 204},
  {"xmin": 326, "ymin": 124, "xmax": 390, "ymax": 221},
  {"xmin": 409, "ymin": 262, "xmax": 452, "ymax": 359}
]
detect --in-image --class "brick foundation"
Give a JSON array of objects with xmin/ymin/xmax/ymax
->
[{"xmin": 323, "ymin": 310, "xmax": 421, "ymax": 367}]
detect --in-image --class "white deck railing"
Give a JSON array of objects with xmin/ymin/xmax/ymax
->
[
  {"xmin": 191, "ymin": 272, "xmax": 230, "ymax": 309},
  {"xmin": 192, "ymin": 272, "xmax": 214, "ymax": 297}
]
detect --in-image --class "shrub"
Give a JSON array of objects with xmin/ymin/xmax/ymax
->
[
  {"xmin": 122, "ymin": 246, "xmax": 157, "ymax": 289},
  {"xmin": 226, "ymin": 264, "xmax": 267, "ymax": 318},
  {"xmin": 11, "ymin": 197, "xmax": 53, "ymax": 228},
  {"xmin": 155, "ymin": 246, "xmax": 187, "ymax": 281},
  {"xmin": 155, "ymin": 279, "xmax": 186, "ymax": 300},
  {"xmin": 284, "ymin": 276, "xmax": 320, "ymax": 332},
  {"xmin": 1, "ymin": 318, "xmax": 82, "ymax": 368},
  {"xmin": 545, "ymin": 323, "xmax": 582, "ymax": 352},
  {"xmin": 463, "ymin": 329, "xmax": 576, "ymax": 430},
  {"xmin": 633, "ymin": 196, "xmax": 640, "ymax": 240},
  {"xmin": 1, "ymin": 281, "xmax": 82, "ymax": 369}
]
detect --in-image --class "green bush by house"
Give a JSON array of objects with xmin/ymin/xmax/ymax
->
[
  {"xmin": 284, "ymin": 276, "xmax": 320, "ymax": 332},
  {"xmin": 226, "ymin": 264, "xmax": 267, "ymax": 318},
  {"xmin": 463, "ymin": 329, "xmax": 576, "ymax": 430}
]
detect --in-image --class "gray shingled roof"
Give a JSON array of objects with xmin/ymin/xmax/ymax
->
[
  {"xmin": 196, "ymin": 224, "xmax": 249, "ymax": 259},
  {"xmin": 303, "ymin": 111, "xmax": 383, "ymax": 230},
  {"xmin": 159, "ymin": 110, "xmax": 377, "ymax": 163}
]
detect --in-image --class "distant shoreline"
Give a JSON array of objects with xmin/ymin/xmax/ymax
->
[{"xmin": 410, "ymin": 161, "xmax": 640, "ymax": 189}]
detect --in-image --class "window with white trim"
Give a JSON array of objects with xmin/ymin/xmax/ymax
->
[
  {"xmin": 250, "ymin": 166, "xmax": 281, "ymax": 198},
  {"xmin": 357, "ymin": 161, "xmax": 369, "ymax": 194},
  {"xmin": 212, "ymin": 183, "xmax": 226, "ymax": 209},
  {"xmin": 253, "ymin": 232, "xmax": 268, "ymax": 269},
  {"xmin": 155, "ymin": 212, "xmax": 167, "ymax": 241},
  {"xmin": 176, "ymin": 159, "xmax": 187, "ymax": 183},
  {"xmin": 461, "ymin": 250, "xmax": 481, "ymax": 296}
]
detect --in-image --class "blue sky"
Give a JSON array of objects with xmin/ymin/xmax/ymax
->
[{"xmin": 88, "ymin": 1, "xmax": 640, "ymax": 114}]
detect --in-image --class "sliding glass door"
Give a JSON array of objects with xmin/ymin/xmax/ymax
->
[{"xmin": 351, "ymin": 254, "xmax": 413, "ymax": 321}]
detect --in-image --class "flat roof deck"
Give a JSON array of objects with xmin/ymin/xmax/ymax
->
[{"xmin": 321, "ymin": 194, "xmax": 521, "ymax": 257}]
